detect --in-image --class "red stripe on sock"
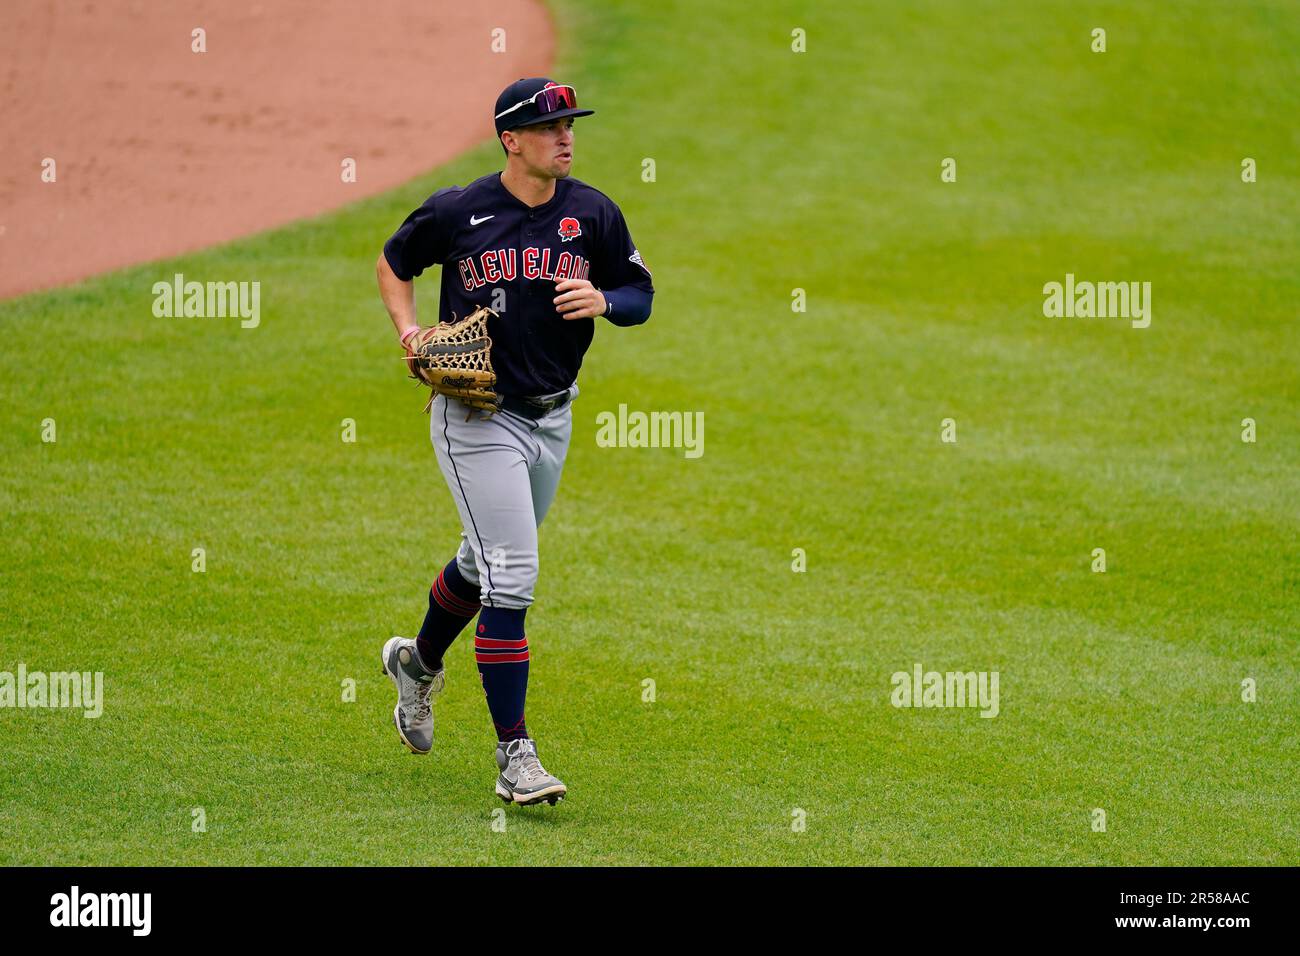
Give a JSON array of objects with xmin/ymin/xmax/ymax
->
[
  {"xmin": 475, "ymin": 636, "xmax": 528, "ymax": 649},
  {"xmin": 435, "ymin": 574, "xmax": 478, "ymax": 613},
  {"xmin": 432, "ymin": 573, "xmax": 479, "ymax": 615},
  {"xmin": 476, "ymin": 651, "xmax": 530, "ymax": 664}
]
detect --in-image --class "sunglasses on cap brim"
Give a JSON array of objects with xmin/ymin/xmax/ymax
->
[{"xmin": 494, "ymin": 85, "xmax": 579, "ymax": 121}]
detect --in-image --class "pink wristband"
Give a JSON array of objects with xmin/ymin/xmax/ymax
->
[{"xmin": 399, "ymin": 326, "xmax": 421, "ymax": 346}]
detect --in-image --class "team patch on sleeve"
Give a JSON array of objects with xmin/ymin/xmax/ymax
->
[{"xmin": 629, "ymin": 249, "xmax": 651, "ymax": 275}]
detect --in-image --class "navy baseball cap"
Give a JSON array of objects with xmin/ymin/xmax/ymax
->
[{"xmin": 494, "ymin": 78, "xmax": 594, "ymax": 135}]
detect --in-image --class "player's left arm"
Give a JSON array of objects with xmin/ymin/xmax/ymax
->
[{"xmin": 553, "ymin": 201, "xmax": 653, "ymax": 325}]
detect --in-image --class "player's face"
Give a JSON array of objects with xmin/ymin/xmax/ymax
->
[{"xmin": 514, "ymin": 118, "xmax": 575, "ymax": 179}]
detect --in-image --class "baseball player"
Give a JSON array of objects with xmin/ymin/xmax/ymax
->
[{"xmin": 375, "ymin": 78, "xmax": 654, "ymax": 805}]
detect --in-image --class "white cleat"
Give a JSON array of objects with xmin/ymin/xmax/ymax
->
[
  {"xmin": 494, "ymin": 738, "xmax": 567, "ymax": 806},
  {"xmin": 381, "ymin": 637, "xmax": 444, "ymax": 755}
]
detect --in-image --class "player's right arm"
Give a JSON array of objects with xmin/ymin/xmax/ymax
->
[
  {"xmin": 376, "ymin": 253, "xmax": 418, "ymax": 341},
  {"xmin": 377, "ymin": 190, "xmax": 453, "ymax": 344}
]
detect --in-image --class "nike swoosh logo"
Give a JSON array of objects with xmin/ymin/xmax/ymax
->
[{"xmin": 469, "ymin": 215, "xmax": 495, "ymax": 226}]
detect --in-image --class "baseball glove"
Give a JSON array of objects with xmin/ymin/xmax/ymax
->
[{"xmin": 402, "ymin": 306, "xmax": 501, "ymax": 416}]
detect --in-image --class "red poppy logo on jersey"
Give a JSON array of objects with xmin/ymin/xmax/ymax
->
[{"xmin": 557, "ymin": 217, "xmax": 582, "ymax": 242}]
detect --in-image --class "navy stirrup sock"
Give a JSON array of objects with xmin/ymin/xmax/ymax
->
[
  {"xmin": 415, "ymin": 558, "xmax": 481, "ymax": 671},
  {"xmin": 474, "ymin": 606, "xmax": 529, "ymax": 742}
]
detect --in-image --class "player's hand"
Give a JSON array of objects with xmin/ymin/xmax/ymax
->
[
  {"xmin": 553, "ymin": 278, "xmax": 606, "ymax": 320},
  {"xmin": 399, "ymin": 324, "xmax": 423, "ymax": 375}
]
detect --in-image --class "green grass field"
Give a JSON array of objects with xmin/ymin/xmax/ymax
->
[{"xmin": 2, "ymin": 0, "xmax": 1297, "ymax": 865}]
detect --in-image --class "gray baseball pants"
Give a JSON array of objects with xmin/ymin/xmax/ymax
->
[{"xmin": 429, "ymin": 385, "xmax": 578, "ymax": 610}]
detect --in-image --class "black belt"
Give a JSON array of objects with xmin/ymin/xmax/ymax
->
[{"xmin": 500, "ymin": 391, "xmax": 571, "ymax": 419}]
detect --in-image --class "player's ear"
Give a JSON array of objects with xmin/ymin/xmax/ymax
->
[{"xmin": 500, "ymin": 131, "xmax": 519, "ymax": 157}]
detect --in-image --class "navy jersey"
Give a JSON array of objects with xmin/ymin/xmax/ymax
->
[{"xmin": 384, "ymin": 172, "xmax": 653, "ymax": 396}]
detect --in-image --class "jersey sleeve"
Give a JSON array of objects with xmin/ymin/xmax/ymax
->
[
  {"xmin": 383, "ymin": 191, "xmax": 453, "ymax": 281},
  {"xmin": 592, "ymin": 200, "xmax": 654, "ymax": 326}
]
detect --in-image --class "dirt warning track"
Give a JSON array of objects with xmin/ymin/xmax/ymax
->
[{"xmin": 0, "ymin": 0, "xmax": 553, "ymax": 300}]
